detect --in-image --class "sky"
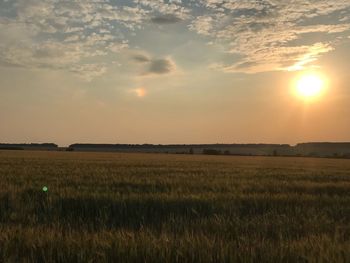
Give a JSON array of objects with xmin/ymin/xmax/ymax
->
[{"xmin": 0, "ymin": 0, "xmax": 350, "ymax": 146}]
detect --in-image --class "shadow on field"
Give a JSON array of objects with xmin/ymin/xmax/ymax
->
[
  {"xmin": 0, "ymin": 190, "xmax": 219, "ymax": 231},
  {"xmin": 51, "ymin": 197, "xmax": 218, "ymax": 230},
  {"xmin": 1, "ymin": 188, "xmax": 350, "ymax": 232},
  {"xmin": 110, "ymin": 181, "xmax": 171, "ymax": 193}
]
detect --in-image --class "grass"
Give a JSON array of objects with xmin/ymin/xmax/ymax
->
[{"xmin": 0, "ymin": 150, "xmax": 350, "ymax": 262}]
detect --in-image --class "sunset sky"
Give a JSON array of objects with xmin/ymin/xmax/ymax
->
[{"xmin": 1, "ymin": 0, "xmax": 350, "ymax": 146}]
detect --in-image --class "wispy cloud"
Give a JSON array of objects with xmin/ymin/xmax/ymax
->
[
  {"xmin": 0, "ymin": 0, "xmax": 140, "ymax": 80},
  {"xmin": 191, "ymin": 0, "xmax": 350, "ymax": 73},
  {"xmin": 0, "ymin": 0, "xmax": 349, "ymax": 79}
]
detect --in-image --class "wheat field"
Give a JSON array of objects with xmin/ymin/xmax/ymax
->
[{"xmin": 0, "ymin": 150, "xmax": 350, "ymax": 262}]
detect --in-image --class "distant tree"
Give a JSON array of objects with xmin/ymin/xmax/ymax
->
[
  {"xmin": 203, "ymin": 149, "xmax": 221, "ymax": 155},
  {"xmin": 189, "ymin": 148, "xmax": 194, "ymax": 155},
  {"xmin": 273, "ymin": 150, "xmax": 278, "ymax": 156},
  {"xmin": 224, "ymin": 150, "xmax": 231, "ymax": 155}
]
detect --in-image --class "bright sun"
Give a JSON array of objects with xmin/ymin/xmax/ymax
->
[{"xmin": 296, "ymin": 74, "xmax": 324, "ymax": 99}]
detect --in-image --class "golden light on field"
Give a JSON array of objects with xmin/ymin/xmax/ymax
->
[{"xmin": 294, "ymin": 73, "xmax": 326, "ymax": 101}]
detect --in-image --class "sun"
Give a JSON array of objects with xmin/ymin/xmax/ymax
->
[{"xmin": 295, "ymin": 74, "xmax": 325, "ymax": 100}]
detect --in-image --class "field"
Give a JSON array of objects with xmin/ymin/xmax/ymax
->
[{"xmin": 0, "ymin": 150, "xmax": 350, "ymax": 262}]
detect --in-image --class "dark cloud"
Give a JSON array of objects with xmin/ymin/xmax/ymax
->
[
  {"xmin": 132, "ymin": 54, "xmax": 151, "ymax": 63},
  {"xmin": 151, "ymin": 14, "xmax": 182, "ymax": 24},
  {"xmin": 148, "ymin": 58, "xmax": 175, "ymax": 75},
  {"xmin": 132, "ymin": 53, "xmax": 176, "ymax": 75}
]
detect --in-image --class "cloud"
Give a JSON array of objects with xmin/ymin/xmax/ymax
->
[
  {"xmin": 211, "ymin": 43, "xmax": 334, "ymax": 73},
  {"xmin": 132, "ymin": 53, "xmax": 176, "ymax": 75},
  {"xmin": 0, "ymin": 0, "xmax": 349, "ymax": 78},
  {"xmin": 191, "ymin": 0, "xmax": 350, "ymax": 73},
  {"xmin": 70, "ymin": 64, "xmax": 108, "ymax": 82},
  {"xmin": 148, "ymin": 58, "xmax": 176, "ymax": 74},
  {"xmin": 151, "ymin": 14, "xmax": 182, "ymax": 24},
  {"xmin": 188, "ymin": 15, "xmax": 214, "ymax": 35},
  {"xmin": 132, "ymin": 54, "xmax": 151, "ymax": 63},
  {"xmin": 0, "ymin": 0, "xmax": 191, "ymax": 80},
  {"xmin": 134, "ymin": 0, "xmax": 190, "ymax": 20},
  {"xmin": 0, "ymin": 0, "xmax": 147, "ymax": 80}
]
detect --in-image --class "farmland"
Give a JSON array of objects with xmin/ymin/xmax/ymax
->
[{"xmin": 0, "ymin": 150, "xmax": 350, "ymax": 262}]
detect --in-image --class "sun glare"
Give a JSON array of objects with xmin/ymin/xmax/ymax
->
[{"xmin": 295, "ymin": 74, "xmax": 325, "ymax": 100}]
